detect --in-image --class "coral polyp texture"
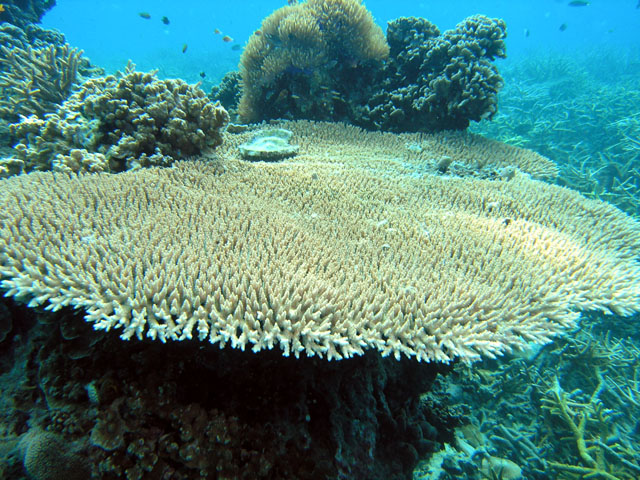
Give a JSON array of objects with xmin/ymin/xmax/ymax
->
[
  {"xmin": 1, "ymin": 123, "xmax": 639, "ymax": 364},
  {"xmin": 238, "ymin": 0, "xmax": 389, "ymax": 123},
  {"xmin": 10, "ymin": 64, "xmax": 229, "ymax": 173}
]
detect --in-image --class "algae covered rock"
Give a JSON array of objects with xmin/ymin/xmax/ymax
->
[{"xmin": 238, "ymin": 128, "xmax": 299, "ymax": 161}]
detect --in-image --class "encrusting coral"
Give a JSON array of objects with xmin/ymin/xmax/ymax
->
[
  {"xmin": 1, "ymin": 122, "xmax": 638, "ymax": 364},
  {"xmin": 10, "ymin": 63, "xmax": 230, "ymax": 173},
  {"xmin": 238, "ymin": 0, "xmax": 389, "ymax": 123}
]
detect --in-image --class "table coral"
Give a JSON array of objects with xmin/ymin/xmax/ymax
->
[
  {"xmin": 1, "ymin": 124, "xmax": 639, "ymax": 363},
  {"xmin": 10, "ymin": 63, "xmax": 230, "ymax": 173}
]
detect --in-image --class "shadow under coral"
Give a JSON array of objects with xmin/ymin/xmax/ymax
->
[{"xmin": 0, "ymin": 298, "xmax": 458, "ymax": 480}]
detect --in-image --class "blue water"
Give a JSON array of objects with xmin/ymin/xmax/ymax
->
[{"xmin": 41, "ymin": 0, "xmax": 640, "ymax": 83}]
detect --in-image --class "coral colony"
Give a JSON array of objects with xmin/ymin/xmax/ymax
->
[{"xmin": 1, "ymin": 1, "xmax": 640, "ymax": 479}]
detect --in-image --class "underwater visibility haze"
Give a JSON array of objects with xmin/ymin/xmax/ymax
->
[{"xmin": 0, "ymin": 0, "xmax": 639, "ymax": 479}]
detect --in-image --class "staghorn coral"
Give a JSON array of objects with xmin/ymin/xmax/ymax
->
[
  {"xmin": 238, "ymin": 0, "xmax": 388, "ymax": 123},
  {"xmin": 356, "ymin": 15, "xmax": 507, "ymax": 132},
  {"xmin": 1, "ymin": 125, "xmax": 639, "ymax": 364},
  {"xmin": 0, "ymin": 43, "xmax": 83, "ymax": 122},
  {"xmin": 10, "ymin": 63, "xmax": 230, "ymax": 173},
  {"xmin": 471, "ymin": 51, "xmax": 640, "ymax": 217}
]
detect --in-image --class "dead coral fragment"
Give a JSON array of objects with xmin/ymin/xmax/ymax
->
[{"xmin": 238, "ymin": 128, "xmax": 299, "ymax": 161}]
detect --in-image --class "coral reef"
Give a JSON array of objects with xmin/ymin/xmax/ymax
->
[
  {"xmin": 0, "ymin": 298, "xmax": 455, "ymax": 479},
  {"xmin": 1, "ymin": 124, "xmax": 638, "ymax": 364},
  {"xmin": 10, "ymin": 63, "xmax": 230, "ymax": 173},
  {"xmin": 0, "ymin": 0, "xmax": 57, "ymax": 29},
  {"xmin": 238, "ymin": 0, "xmax": 388, "ymax": 123},
  {"xmin": 0, "ymin": 42, "xmax": 83, "ymax": 121},
  {"xmin": 238, "ymin": 128, "xmax": 299, "ymax": 160},
  {"xmin": 357, "ymin": 15, "xmax": 506, "ymax": 132},
  {"xmin": 419, "ymin": 310, "xmax": 640, "ymax": 480},
  {"xmin": 0, "ymin": 23, "xmax": 98, "ymax": 155},
  {"xmin": 237, "ymin": 5, "xmax": 505, "ymax": 133}
]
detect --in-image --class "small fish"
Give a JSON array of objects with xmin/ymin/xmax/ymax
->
[
  {"xmin": 182, "ymin": 44, "xmax": 188, "ymax": 53},
  {"xmin": 222, "ymin": 35, "xmax": 233, "ymax": 43},
  {"xmin": 199, "ymin": 71, "xmax": 206, "ymax": 78},
  {"xmin": 139, "ymin": 12, "xmax": 151, "ymax": 19},
  {"xmin": 214, "ymin": 28, "xmax": 221, "ymax": 35},
  {"xmin": 524, "ymin": 28, "xmax": 530, "ymax": 37},
  {"xmin": 0, "ymin": 4, "xmax": 5, "ymax": 13},
  {"xmin": 231, "ymin": 44, "xmax": 242, "ymax": 51},
  {"xmin": 161, "ymin": 16, "xmax": 170, "ymax": 25},
  {"xmin": 559, "ymin": 23, "xmax": 568, "ymax": 31},
  {"xmin": 568, "ymin": 0, "xmax": 589, "ymax": 5},
  {"xmin": 254, "ymin": 30, "xmax": 262, "ymax": 36}
]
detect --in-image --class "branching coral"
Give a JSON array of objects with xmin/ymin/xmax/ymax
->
[
  {"xmin": 10, "ymin": 63, "xmax": 229, "ymax": 172},
  {"xmin": 1, "ymin": 124, "xmax": 639, "ymax": 363},
  {"xmin": 541, "ymin": 375, "xmax": 640, "ymax": 480},
  {"xmin": 0, "ymin": 43, "xmax": 83, "ymax": 121}
]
